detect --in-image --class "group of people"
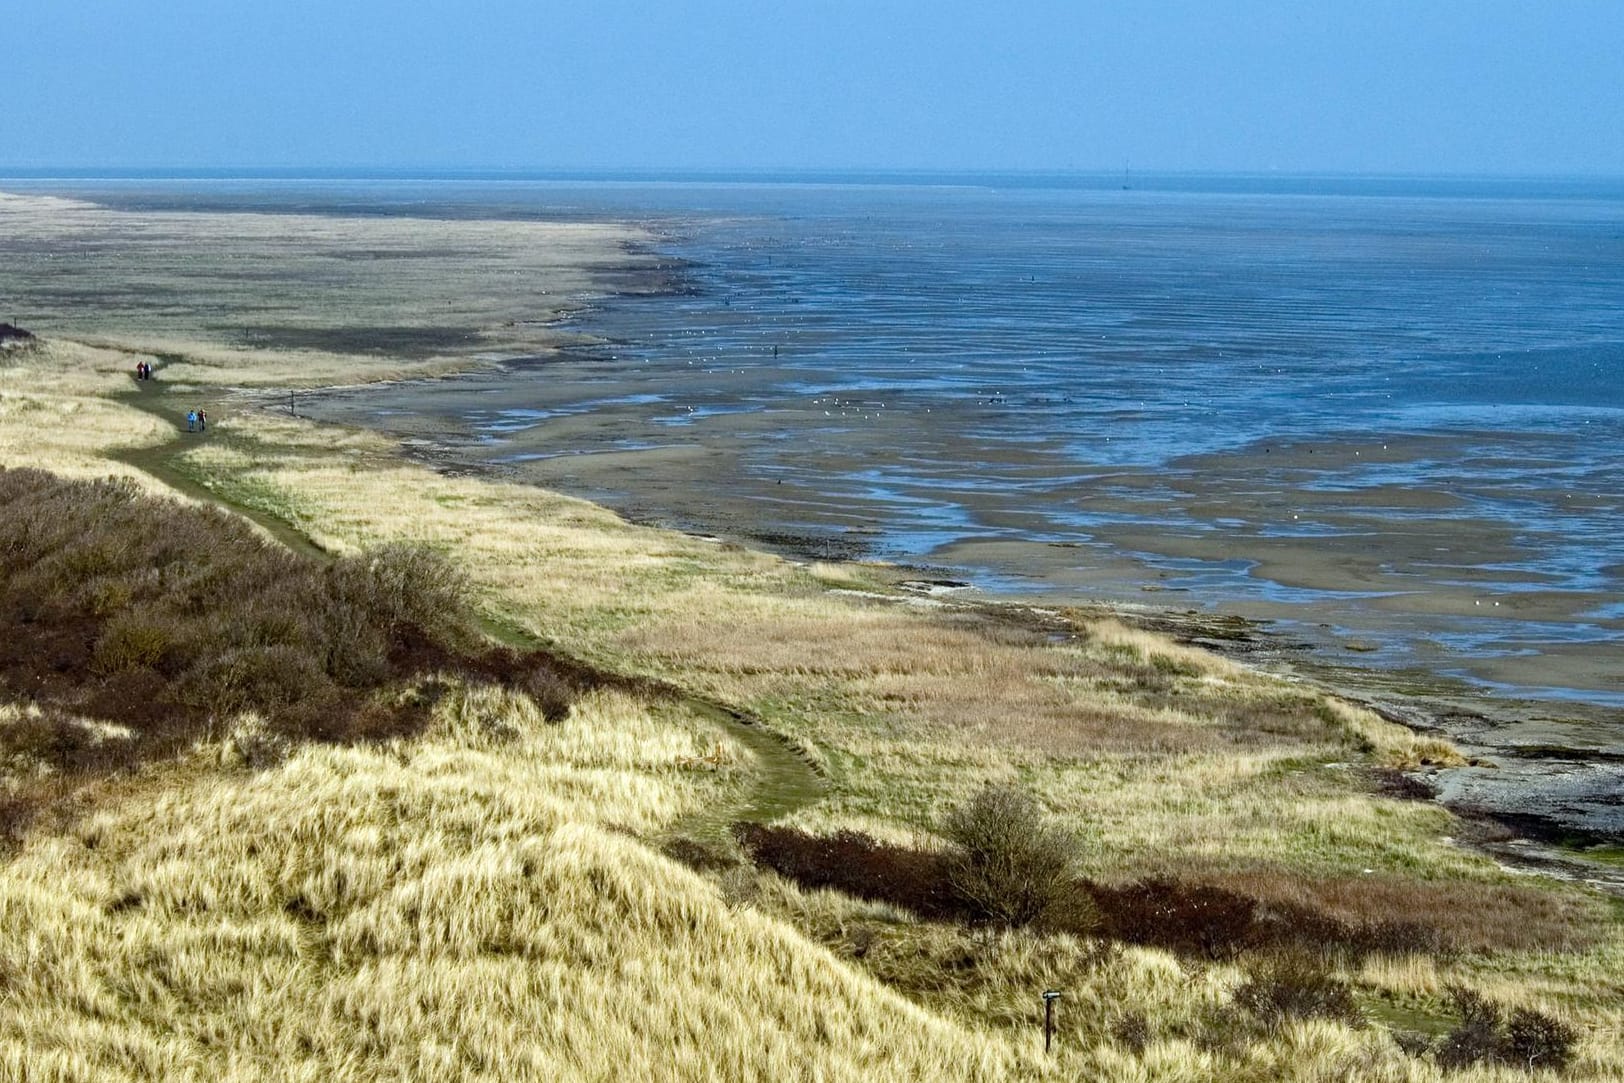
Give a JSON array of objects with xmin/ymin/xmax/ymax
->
[{"xmin": 132, "ymin": 361, "xmax": 210, "ymax": 432}]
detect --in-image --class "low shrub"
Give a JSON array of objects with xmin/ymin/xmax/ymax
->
[
  {"xmin": 1089, "ymin": 879, "xmax": 1259, "ymax": 958},
  {"xmin": 1233, "ymin": 952, "xmax": 1364, "ymax": 1030},
  {"xmin": 325, "ymin": 542, "xmax": 474, "ymax": 652},
  {"xmin": 733, "ymin": 824, "xmax": 958, "ymax": 919},
  {"xmin": 1503, "ymin": 1006, "xmax": 1580, "ymax": 1073},
  {"xmin": 734, "ymin": 822, "xmax": 1469, "ymax": 960},
  {"xmin": 523, "ymin": 666, "xmax": 577, "ymax": 723},
  {"xmin": 180, "ymin": 644, "xmax": 330, "ymax": 714},
  {"xmin": 92, "ymin": 612, "xmax": 177, "ymax": 674},
  {"xmin": 662, "ymin": 835, "xmax": 738, "ymax": 872},
  {"xmin": 1436, "ymin": 987, "xmax": 1505, "ymax": 1070},
  {"xmin": 1434, "ymin": 986, "xmax": 1578, "ymax": 1074},
  {"xmin": 940, "ymin": 784, "xmax": 1077, "ymax": 928},
  {"xmin": 0, "ymin": 468, "xmax": 609, "ymax": 833}
]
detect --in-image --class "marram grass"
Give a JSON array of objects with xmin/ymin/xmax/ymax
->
[{"xmin": 0, "ymin": 329, "xmax": 1620, "ymax": 1079}]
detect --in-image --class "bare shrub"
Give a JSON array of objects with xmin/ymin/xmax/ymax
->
[
  {"xmin": 0, "ymin": 707, "xmax": 124, "ymax": 776},
  {"xmin": 524, "ymin": 666, "xmax": 577, "ymax": 723},
  {"xmin": 180, "ymin": 644, "xmax": 329, "ymax": 715},
  {"xmin": 1432, "ymin": 986, "xmax": 1581, "ymax": 1074},
  {"xmin": 1393, "ymin": 1031, "xmax": 1434, "ymax": 1058},
  {"xmin": 939, "ymin": 784, "xmax": 1075, "ymax": 928},
  {"xmin": 1234, "ymin": 952, "xmax": 1364, "ymax": 1030},
  {"xmin": 326, "ymin": 543, "xmax": 473, "ymax": 650},
  {"xmin": 1503, "ymin": 1006, "xmax": 1579, "ymax": 1073},
  {"xmin": 1437, "ymin": 986, "xmax": 1504, "ymax": 1070}
]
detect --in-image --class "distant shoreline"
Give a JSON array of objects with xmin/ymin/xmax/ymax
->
[{"xmin": 5, "ymin": 168, "xmax": 1624, "ymax": 199}]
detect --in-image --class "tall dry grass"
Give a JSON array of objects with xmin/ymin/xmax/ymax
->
[
  {"xmin": 0, "ymin": 341, "xmax": 171, "ymax": 483},
  {"xmin": 1, "ymin": 334, "xmax": 1620, "ymax": 1079},
  {"xmin": 0, "ymin": 687, "xmax": 1024, "ymax": 1082}
]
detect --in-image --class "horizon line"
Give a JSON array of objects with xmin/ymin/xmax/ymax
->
[{"xmin": 4, "ymin": 165, "xmax": 1624, "ymax": 184}]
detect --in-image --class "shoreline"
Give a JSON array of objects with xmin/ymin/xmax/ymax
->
[
  {"xmin": 249, "ymin": 372, "xmax": 1624, "ymax": 887},
  {"xmin": 4, "ymin": 182, "xmax": 1619, "ymax": 873},
  {"xmin": 302, "ymin": 361, "xmax": 1624, "ymax": 713}
]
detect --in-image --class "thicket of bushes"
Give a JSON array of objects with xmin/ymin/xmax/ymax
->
[
  {"xmin": 1429, "ymin": 987, "xmax": 1579, "ymax": 1073},
  {"xmin": 0, "ymin": 468, "xmax": 593, "ymax": 837}
]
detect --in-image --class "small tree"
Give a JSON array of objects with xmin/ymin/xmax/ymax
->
[
  {"xmin": 1235, "ymin": 952, "xmax": 1364, "ymax": 1031},
  {"xmin": 940, "ymin": 784, "xmax": 1075, "ymax": 927}
]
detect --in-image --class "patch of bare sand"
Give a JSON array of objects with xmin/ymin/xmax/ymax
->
[{"xmin": 0, "ymin": 189, "xmax": 658, "ymax": 382}]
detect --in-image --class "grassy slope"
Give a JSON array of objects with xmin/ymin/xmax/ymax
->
[{"xmin": 1, "ymin": 341, "xmax": 1620, "ymax": 1080}]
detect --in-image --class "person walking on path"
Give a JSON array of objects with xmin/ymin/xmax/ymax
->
[
  {"xmin": 186, "ymin": 410, "xmax": 197, "ymax": 433},
  {"xmin": 197, "ymin": 409, "xmax": 207, "ymax": 432}
]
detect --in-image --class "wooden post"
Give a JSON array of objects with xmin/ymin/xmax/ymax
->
[{"xmin": 1042, "ymin": 990, "xmax": 1062, "ymax": 1053}]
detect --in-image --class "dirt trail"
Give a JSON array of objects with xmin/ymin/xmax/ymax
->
[{"xmin": 110, "ymin": 363, "xmax": 825, "ymax": 834}]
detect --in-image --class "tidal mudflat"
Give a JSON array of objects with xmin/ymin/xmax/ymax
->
[
  {"xmin": 5, "ymin": 178, "xmax": 1620, "ymax": 836},
  {"xmin": 0, "ymin": 187, "xmax": 661, "ymax": 379},
  {"xmin": 248, "ymin": 179, "xmax": 1624, "ymax": 714}
]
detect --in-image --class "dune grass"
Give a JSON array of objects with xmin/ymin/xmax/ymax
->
[
  {"xmin": 1, "ymin": 329, "xmax": 1621, "ymax": 1079},
  {"xmin": 0, "ymin": 687, "xmax": 1028, "ymax": 1082}
]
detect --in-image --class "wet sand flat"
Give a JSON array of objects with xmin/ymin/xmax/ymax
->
[{"xmin": 305, "ymin": 373, "xmax": 1624, "ymax": 707}]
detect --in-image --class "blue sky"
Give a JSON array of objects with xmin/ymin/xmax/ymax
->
[{"xmin": 7, "ymin": 1, "xmax": 1622, "ymax": 175}]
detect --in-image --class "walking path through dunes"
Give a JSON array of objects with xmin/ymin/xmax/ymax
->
[{"xmin": 2, "ymin": 340, "xmax": 1623, "ymax": 1079}]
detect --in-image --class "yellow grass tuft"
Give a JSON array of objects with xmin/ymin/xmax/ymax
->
[{"xmin": 1320, "ymin": 699, "xmax": 1468, "ymax": 769}]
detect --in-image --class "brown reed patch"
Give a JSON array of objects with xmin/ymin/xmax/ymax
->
[
  {"xmin": 1187, "ymin": 865, "xmax": 1595, "ymax": 954},
  {"xmin": 736, "ymin": 824, "xmax": 1596, "ymax": 959}
]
